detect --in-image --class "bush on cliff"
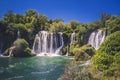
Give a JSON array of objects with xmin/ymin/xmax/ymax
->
[{"xmin": 92, "ymin": 31, "xmax": 120, "ymax": 79}]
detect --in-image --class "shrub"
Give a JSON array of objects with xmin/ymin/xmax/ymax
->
[
  {"xmin": 13, "ymin": 39, "xmax": 29, "ymax": 50},
  {"xmin": 72, "ymin": 44, "xmax": 95, "ymax": 61},
  {"xmin": 74, "ymin": 48, "xmax": 90, "ymax": 61},
  {"xmin": 92, "ymin": 31, "xmax": 120, "ymax": 79},
  {"xmin": 59, "ymin": 61, "xmax": 95, "ymax": 80}
]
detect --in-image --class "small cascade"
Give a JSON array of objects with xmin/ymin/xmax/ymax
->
[
  {"xmin": 88, "ymin": 29, "xmax": 105, "ymax": 50},
  {"xmin": 66, "ymin": 32, "xmax": 76, "ymax": 56},
  {"xmin": 50, "ymin": 33, "xmax": 54, "ymax": 53},
  {"xmin": 70, "ymin": 32, "xmax": 76, "ymax": 45},
  {"xmin": 65, "ymin": 46, "xmax": 69, "ymax": 56},
  {"xmin": 17, "ymin": 30, "xmax": 20, "ymax": 39},
  {"xmin": 55, "ymin": 32, "xmax": 64, "ymax": 54},
  {"xmin": 9, "ymin": 49, "xmax": 13, "ymax": 57},
  {"xmin": 32, "ymin": 31, "xmax": 64, "ymax": 56},
  {"xmin": 9, "ymin": 46, "xmax": 16, "ymax": 57}
]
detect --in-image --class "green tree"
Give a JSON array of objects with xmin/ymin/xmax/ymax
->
[
  {"xmin": 106, "ymin": 16, "xmax": 120, "ymax": 34},
  {"xmin": 25, "ymin": 9, "xmax": 38, "ymax": 18},
  {"xmin": 3, "ymin": 10, "xmax": 14, "ymax": 23},
  {"xmin": 38, "ymin": 14, "xmax": 48, "ymax": 30},
  {"xmin": 92, "ymin": 31, "xmax": 120, "ymax": 78},
  {"xmin": 100, "ymin": 12, "xmax": 111, "ymax": 27},
  {"xmin": 49, "ymin": 21, "xmax": 65, "ymax": 32},
  {"xmin": 69, "ymin": 20, "xmax": 79, "ymax": 30}
]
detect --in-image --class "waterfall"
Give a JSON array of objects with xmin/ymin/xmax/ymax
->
[
  {"xmin": 88, "ymin": 30, "xmax": 105, "ymax": 50},
  {"xmin": 55, "ymin": 32, "xmax": 64, "ymax": 54},
  {"xmin": 9, "ymin": 46, "xmax": 16, "ymax": 57},
  {"xmin": 32, "ymin": 31, "xmax": 64, "ymax": 56},
  {"xmin": 50, "ymin": 33, "xmax": 53, "ymax": 53},
  {"xmin": 32, "ymin": 34, "xmax": 40, "ymax": 54},
  {"xmin": 66, "ymin": 32, "xmax": 76, "ymax": 56},
  {"xmin": 65, "ymin": 46, "xmax": 69, "ymax": 56},
  {"xmin": 17, "ymin": 30, "xmax": 20, "ymax": 39},
  {"xmin": 70, "ymin": 32, "xmax": 76, "ymax": 45},
  {"xmin": 65, "ymin": 32, "xmax": 76, "ymax": 56}
]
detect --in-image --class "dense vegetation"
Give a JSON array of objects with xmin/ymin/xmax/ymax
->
[
  {"xmin": 70, "ymin": 44, "xmax": 95, "ymax": 61},
  {"xmin": 0, "ymin": 9, "xmax": 120, "ymax": 79},
  {"xmin": 1, "ymin": 10, "xmax": 117, "ymax": 52},
  {"xmin": 92, "ymin": 31, "xmax": 120, "ymax": 79},
  {"xmin": 60, "ymin": 31, "xmax": 120, "ymax": 80},
  {"xmin": 59, "ymin": 61, "xmax": 94, "ymax": 80}
]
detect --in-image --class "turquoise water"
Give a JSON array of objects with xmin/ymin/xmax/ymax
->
[{"xmin": 0, "ymin": 56, "xmax": 68, "ymax": 80}]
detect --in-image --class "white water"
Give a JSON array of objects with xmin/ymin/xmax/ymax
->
[
  {"xmin": 88, "ymin": 30, "xmax": 105, "ymax": 50},
  {"xmin": 32, "ymin": 31, "xmax": 64, "ymax": 56},
  {"xmin": 66, "ymin": 32, "xmax": 76, "ymax": 56},
  {"xmin": 65, "ymin": 47, "xmax": 69, "ymax": 56},
  {"xmin": 50, "ymin": 33, "xmax": 53, "ymax": 53},
  {"xmin": 55, "ymin": 32, "xmax": 64, "ymax": 54},
  {"xmin": 17, "ymin": 30, "xmax": 20, "ymax": 40},
  {"xmin": 9, "ymin": 46, "xmax": 16, "ymax": 57},
  {"xmin": 65, "ymin": 32, "xmax": 76, "ymax": 56},
  {"xmin": 70, "ymin": 32, "xmax": 76, "ymax": 45}
]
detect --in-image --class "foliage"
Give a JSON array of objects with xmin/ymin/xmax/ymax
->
[
  {"xmin": 13, "ymin": 39, "xmax": 29, "ymax": 49},
  {"xmin": 70, "ymin": 44, "xmax": 95, "ymax": 61},
  {"xmin": 3, "ymin": 39, "xmax": 35, "ymax": 57},
  {"xmin": 106, "ymin": 16, "xmax": 120, "ymax": 34},
  {"xmin": 92, "ymin": 31, "xmax": 120, "ymax": 79},
  {"xmin": 49, "ymin": 21, "xmax": 65, "ymax": 32},
  {"xmin": 13, "ymin": 39, "xmax": 35, "ymax": 57},
  {"xmin": 2, "ymin": 10, "xmax": 118, "ymax": 52},
  {"xmin": 59, "ymin": 61, "xmax": 95, "ymax": 80},
  {"xmin": 0, "ymin": 9, "xmax": 120, "ymax": 79},
  {"xmin": 74, "ymin": 49, "xmax": 90, "ymax": 61},
  {"xmin": 97, "ymin": 31, "xmax": 120, "ymax": 55}
]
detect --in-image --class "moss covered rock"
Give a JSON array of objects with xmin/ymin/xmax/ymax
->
[
  {"xmin": 4, "ymin": 39, "xmax": 35, "ymax": 57},
  {"xmin": 73, "ymin": 44, "xmax": 95, "ymax": 61}
]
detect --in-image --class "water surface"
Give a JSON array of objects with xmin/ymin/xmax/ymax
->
[{"xmin": 0, "ymin": 56, "xmax": 68, "ymax": 80}]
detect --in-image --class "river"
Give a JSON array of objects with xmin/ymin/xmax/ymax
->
[{"xmin": 0, "ymin": 56, "xmax": 69, "ymax": 80}]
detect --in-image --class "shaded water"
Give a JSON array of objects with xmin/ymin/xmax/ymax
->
[{"xmin": 0, "ymin": 56, "xmax": 68, "ymax": 80}]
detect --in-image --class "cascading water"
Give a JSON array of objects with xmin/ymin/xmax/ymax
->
[
  {"xmin": 9, "ymin": 46, "xmax": 16, "ymax": 57},
  {"xmin": 88, "ymin": 29, "xmax": 105, "ymax": 50},
  {"xmin": 17, "ymin": 30, "xmax": 20, "ymax": 40},
  {"xmin": 70, "ymin": 32, "xmax": 76, "ymax": 45},
  {"xmin": 55, "ymin": 32, "xmax": 64, "ymax": 54},
  {"xmin": 66, "ymin": 32, "xmax": 76, "ymax": 56},
  {"xmin": 32, "ymin": 31, "xmax": 64, "ymax": 56}
]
